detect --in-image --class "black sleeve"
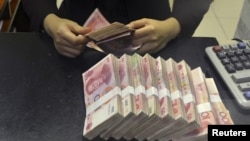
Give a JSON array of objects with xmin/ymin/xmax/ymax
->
[
  {"xmin": 171, "ymin": 0, "xmax": 213, "ymax": 37},
  {"xmin": 22, "ymin": 0, "xmax": 59, "ymax": 31}
]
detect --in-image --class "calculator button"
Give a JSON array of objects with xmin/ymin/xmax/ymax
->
[
  {"xmin": 227, "ymin": 51, "xmax": 235, "ymax": 57},
  {"xmin": 243, "ymin": 49, "xmax": 250, "ymax": 55},
  {"xmin": 232, "ymin": 71, "xmax": 250, "ymax": 83},
  {"xmin": 237, "ymin": 42, "xmax": 246, "ymax": 49},
  {"xmin": 243, "ymin": 61, "xmax": 250, "ymax": 69},
  {"xmin": 234, "ymin": 62, "xmax": 244, "ymax": 70},
  {"xmin": 239, "ymin": 55, "xmax": 248, "ymax": 62},
  {"xmin": 239, "ymin": 82, "xmax": 250, "ymax": 91},
  {"xmin": 217, "ymin": 52, "xmax": 226, "ymax": 59},
  {"xmin": 225, "ymin": 64, "xmax": 236, "ymax": 73},
  {"xmin": 221, "ymin": 58, "xmax": 230, "ymax": 65},
  {"xmin": 230, "ymin": 56, "xmax": 239, "ymax": 63},
  {"xmin": 235, "ymin": 50, "xmax": 243, "ymax": 56},
  {"xmin": 243, "ymin": 91, "xmax": 250, "ymax": 100}
]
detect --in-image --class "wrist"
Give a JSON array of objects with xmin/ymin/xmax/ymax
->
[
  {"xmin": 164, "ymin": 17, "xmax": 181, "ymax": 39},
  {"xmin": 43, "ymin": 14, "xmax": 59, "ymax": 36}
]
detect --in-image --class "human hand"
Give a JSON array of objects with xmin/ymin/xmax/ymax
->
[
  {"xmin": 127, "ymin": 17, "xmax": 180, "ymax": 55},
  {"xmin": 43, "ymin": 14, "xmax": 92, "ymax": 58}
]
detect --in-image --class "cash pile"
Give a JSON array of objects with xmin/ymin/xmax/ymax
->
[
  {"xmin": 84, "ymin": 8, "xmax": 141, "ymax": 56},
  {"xmin": 82, "ymin": 53, "xmax": 234, "ymax": 141}
]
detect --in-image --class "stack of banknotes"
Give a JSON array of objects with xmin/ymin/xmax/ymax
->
[
  {"xmin": 84, "ymin": 8, "xmax": 141, "ymax": 56},
  {"xmin": 82, "ymin": 53, "xmax": 234, "ymax": 141}
]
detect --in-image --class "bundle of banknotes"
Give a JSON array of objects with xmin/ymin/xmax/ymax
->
[
  {"xmin": 84, "ymin": 8, "xmax": 141, "ymax": 57},
  {"xmin": 82, "ymin": 53, "xmax": 234, "ymax": 141}
]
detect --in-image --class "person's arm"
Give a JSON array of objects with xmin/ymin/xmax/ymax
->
[
  {"xmin": 127, "ymin": 0, "xmax": 213, "ymax": 55},
  {"xmin": 22, "ymin": 0, "xmax": 92, "ymax": 58},
  {"xmin": 171, "ymin": 0, "xmax": 213, "ymax": 37},
  {"xmin": 22, "ymin": 0, "xmax": 59, "ymax": 31}
]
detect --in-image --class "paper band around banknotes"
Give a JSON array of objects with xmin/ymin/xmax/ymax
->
[
  {"xmin": 121, "ymin": 86, "xmax": 135, "ymax": 98},
  {"xmin": 183, "ymin": 94, "xmax": 196, "ymax": 104},
  {"xmin": 146, "ymin": 87, "xmax": 158, "ymax": 97},
  {"xmin": 170, "ymin": 90, "xmax": 182, "ymax": 101},
  {"xmin": 158, "ymin": 88, "xmax": 171, "ymax": 98},
  {"xmin": 196, "ymin": 102, "xmax": 213, "ymax": 113},
  {"xmin": 135, "ymin": 85, "xmax": 146, "ymax": 96},
  {"xmin": 86, "ymin": 86, "xmax": 121, "ymax": 115},
  {"xmin": 209, "ymin": 95, "xmax": 222, "ymax": 102}
]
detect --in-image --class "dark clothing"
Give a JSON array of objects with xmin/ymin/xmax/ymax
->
[{"xmin": 22, "ymin": 0, "xmax": 212, "ymax": 36}]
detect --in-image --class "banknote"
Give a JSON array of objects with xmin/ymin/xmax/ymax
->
[
  {"xmin": 86, "ymin": 22, "xmax": 140, "ymax": 56},
  {"xmin": 82, "ymin": 54, "xmax": 120, "ymax": 108},
  {"xmin": 205, "ymin": 78, "xmax": 234, "ymax": 125},
  {"xmin": 86, "ymin": 22, "xmax": 134, "ymax": 42},
  {"xmin": 136, "ymin": 57, "xmax": 171, "ymax": 140},
  {"xmin": 173, "ymin": 67, "xmax": 217, "ymax": 141},
  {"xmin": 81, "ymin": 54, "xmax": 233, "ymax": 141},
  {"xmin": 84, "ymin": 8, "xmax": 110, "ymax": 30},
  {"xmin": 148, "ymin": 58, "xmax": 188, "ymax": 141},
  {"xmin": 176, "ymin": 60, "xmax": 197, "ymax": 122},
  {"xmin": 130, "ymin": 53, "xmax": 148, "ymax": 114},
  {"xmin": 111, "ymin": 54, "xmax": 139, "ymax": 140},
  {"xmin": 82, "ymin": 54, "xmax": 124, "ymax": 140},
  {"xmin": 123, "ymin": 53, "xmax": 149, "ymax": 140},
  {"xmin": 165, "ymin": 58, "xmax": 186, "ymax": 125},
  {"xmin": 159, "ymin": 60, "xmax": 201, "ymax": 141},
  {"xmin": 134, "ymin": 54, "xmax": 161, "ymax": 140},
  {"xmin": 83, "ymin": 95, "xmax": 123, "ymax": 140},
  {"xmin": 83, "ymin": 8, "xmax": 110, "ymax": 53},
  {"xmin": 84, "ymin": 8, "xmax": 140, "ymax": 56},
  {"xmin": 155, "ymin": 57, "xmax": 173, "ymax": 120},
  {"xmin": 101, "ymin": 54, "xmax": 137, "ymax": 140}
]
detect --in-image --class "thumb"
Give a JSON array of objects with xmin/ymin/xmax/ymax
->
[
  {"xmin": 127, "ymin": 19, "xmax": 147, "ymax": 29},
  {"xmin": 78, "ymin": 27, "xmax": 92, "ymax": 35},
  {"xmin": 71, "ymin": 23, "xmax": 92, "ymax": 35}
]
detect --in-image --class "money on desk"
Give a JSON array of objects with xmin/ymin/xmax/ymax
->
[
  {"xmin": 83, "ymin": 8, "xmax": 140, "ymax": 56},
  {"xmin": 82, "ymin": 53, "xmax": 234, "ymax": 141}
]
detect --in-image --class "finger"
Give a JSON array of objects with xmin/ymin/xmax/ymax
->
[
  {"xmin": 64, "ymin": 44, "xmax": 85, "ymax": 53},
  {"xmin": 153, "ymin": 43, "xmax": 167, "ymax": 53},
  {"xmin": 127, "ymin": 18, "xmax": 148, "ymax": 29},
  {"xmin": 63, "ymin": 33, "xmax": 85, "ymax": 45},
  {"xmin": 131, "ymin": 29, "xmax": 160, "ymax": 47},
  {"xmin": 59, "ymin": 51, "xmax": 78, "ymax": 58},
  {"xmin": 136, "ymin": 43, "xmax": 154, "ymax": 55},
  {"xmin": 59, "ymin": 49, "xmax": 81, "ymax": 58},
  {"xmin": 131, "ymin": 34, "xmax": 154, "ymax": 46},
  {"xmin": 59, "ymin": 25, "xmax": 91, "ymax": 48},
  {"xmin": 136, "ymin": 42, "xmax": 162, "ymax": 55},
  {"xmin": 56, "ymin": 44, "xmax": 84, "ymax": 57},
  {"xmin": 133, "ymin": 25, "xmax": 155, "ymax": 41},
  {"xmin": 57, "ymin": 33, "xmax": 89, "ymax": 51},
  {"xmin": 75, "ymin": 26, "xmax": 92, "ymax": 35},
  {"xmin": 54, "ymin": 37, "xmax": 83, "ymax": 51}
]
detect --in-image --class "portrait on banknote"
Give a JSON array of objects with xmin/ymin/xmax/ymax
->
[{"xmin": 84, "ymin": 62, "xmax": 114, "ymax": 105}]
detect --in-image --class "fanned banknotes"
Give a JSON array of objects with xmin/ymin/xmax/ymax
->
[
  {"xmin": 100, "ymin": 54, "xmax": 137, "ymax": 140},
  {"xmin": 172, "ymin": 67, "xmax": 217, "ymax": 141},
  {"xmin": 133, "ymin": 54, "xmax": 161, "ymax": 140},
  {"xmin": 158, "ymin": 60, "xmax": 201, "ymax": 141},
  {"xmin": 148, "ymin": 58, "xmax": 188, "ymax": 141},
  {"xmin": 123, "ymin": 53, "xmax": 149, "ymax": 140},
  {"xmin": 82, "ymin": 54, "xmax": 234, "ymax": 141},
  {"xmin": 205, "ymin": 78, "xmax": 234, "ymax": 125}
]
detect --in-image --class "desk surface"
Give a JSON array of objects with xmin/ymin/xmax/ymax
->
[{"xmin": 0, "ymin": 33, "xmax": 249, "ymax": 141}]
